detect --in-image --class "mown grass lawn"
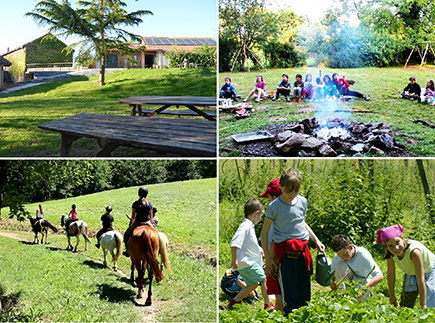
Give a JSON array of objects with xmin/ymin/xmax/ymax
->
[
  {"xmin": 0, "ymin": 178, "xmax": 217, "ymax": 322},
  {"xmin": 219, "ymin": 67, "xmax": 435, "ymax": 157},
  {"xmin": 0, "ymin": 68, "xmax": 216, "ymax": 157}
]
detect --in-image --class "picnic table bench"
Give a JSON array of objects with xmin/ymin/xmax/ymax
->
[
  {"xmin": 38, "ymin": 113, "xmax": 216, "ymax": 157},
  {"xmin": 139, "ymin": 109, "xmax": 217, "ymax": 118},
  {"xmin": 117, "ymin": 96, "xmax": 216, "ymax": 121}
]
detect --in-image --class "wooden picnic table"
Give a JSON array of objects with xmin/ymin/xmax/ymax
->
[
  {"xmin": 117, "ymin": 96, "xmax": 216, "ymax": 121},
  {"xmin": 38, "ymin": 113, "xmax": 216, "ymax": 157}
]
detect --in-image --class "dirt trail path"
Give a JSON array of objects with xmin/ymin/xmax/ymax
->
[{"xmin": 0, "ymin": 230, "xmax": 160, "ymax": 322}]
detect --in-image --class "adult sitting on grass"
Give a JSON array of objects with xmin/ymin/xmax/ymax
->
[
  {"xmin": 401, "ymin": 76, "xmax": 421, "ymax": 102},
  {"xmin": 330, "ymin": 234, "xmax": 383, "ymax": 302},
  {"xmin": 123, "ymin": 186, "xmax": 155, "ymax": 257},
  {"xmin": 95, "ymin": 206, "xmax": 114, "ymax": 249},
  {"xmin": 332, "ymin": 73, "xmax": 370, "ymax": 101}
]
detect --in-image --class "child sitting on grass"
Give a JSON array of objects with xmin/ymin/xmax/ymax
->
[
  {"xmin": 243, "ymin": 74, "xmax": 267, "ymax": 103},
  {"xmin": 330, "ymin": 234, "xmax": 383, "ymax": 301},
  {"xmin": 293, "ymin": 74, "xmax": 304, "ymax": 102},
  {"xmin": 401, "ymin": 76, "xmax": 421, "ymax": 102},
  {"xmin": 377, "ymin": 224, "xmax": 435, "ymax": 309},
  {"xmin": 421, "ymin": 79, "xmax": 435, "ymax": 105},
  {"xmin": 272, "ymin": 73, "xmax": 291, "ymax": 102},
  {"xmin": 229, "ymin": 198, "xmax": 275, "ymax": 311},
  {"xmin": 220, "ymin": 77, "xmax": 239, "ymax": 102},
  {"xmin": 303, "ymin": 74, "xmax": 315, "ymax": 102},
  {"xmin": 314, "ymin": 76, "xmax": 325, "ymax": 101}
]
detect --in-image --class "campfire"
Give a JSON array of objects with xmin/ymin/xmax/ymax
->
[
  {"xmin": 229, "ymin": 117, "xmax": 408, "ymax": 157},
  {"xmin": 276, "ymin": 117, "xmax": 407, "ymax": 157}
]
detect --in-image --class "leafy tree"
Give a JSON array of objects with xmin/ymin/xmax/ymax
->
[
  {"xmin": 219, "ymin": 0, "xmax": 277, "ymax": 70},
  {"xmin": 26, "ymin": 0, "xmax": 152, "ymax": 86},
  {"xmin": 75, "ymin": 45, "xmax": 96, "ymax": 68}
]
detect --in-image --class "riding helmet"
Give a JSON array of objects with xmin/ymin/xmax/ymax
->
[
  {"xmin": 138, "ymin": 186, "xmax": 148, "ymax": 197},
  {"xmin": 106, "ymin": 206, "xmax": 112, "ymax": 212}
]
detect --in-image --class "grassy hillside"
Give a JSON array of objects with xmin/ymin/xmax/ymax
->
[
  {"xmin": 0, "ymin": 68, "xmax": 216, "ymax": 157},
  {"xmin": 0, "ymin": 178, "xmax": 217, "ymax": 322},
  {"xmin": 220, "ymin": 67, "xmax": 435, "ymax": 156}
]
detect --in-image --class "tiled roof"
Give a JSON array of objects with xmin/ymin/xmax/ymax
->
[{"xmin": 0, "ymin": 56, "xmax": 11, "ymax": 66}]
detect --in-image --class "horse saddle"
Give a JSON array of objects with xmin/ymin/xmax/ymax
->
[{"xmin": 68, "ymin": 223, "xmax": 79, "ymax": 236}]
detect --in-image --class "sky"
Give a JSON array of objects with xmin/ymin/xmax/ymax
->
[{"xmin": 0, "ymin": 0, "xmax": 217, "ymax": 55}]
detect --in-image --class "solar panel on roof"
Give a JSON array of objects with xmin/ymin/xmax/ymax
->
[
  {"xmin": 194, "ymin": 39, "xmax": 203, "ymax": 45},
  {"xmin": 144, "ymin": 38, "xmax": 153, "ymax": 45},
  {"xmin": 185, "ymin": 39, "xmax": 195, "ymax": 45},
  {"xmin": 155, "ymin": 38, "xmax": 164, "ymax": 45},
  {"xmin": 176, "ymin": 39, "xmax": 186, "ymax": 45},
  {"xmin": 161, "ymin": 39, "xmax": 172, "ymax": 45}
]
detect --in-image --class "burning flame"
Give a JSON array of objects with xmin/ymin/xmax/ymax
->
[
  {"xmin": 313, "ymin": 95, "xmax": 352, "ymax": 141},
  {"xmin": 315, "ymin": 126, "xmax": 351, "ymax": 141}
]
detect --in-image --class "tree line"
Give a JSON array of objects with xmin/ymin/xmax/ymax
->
[
  {"xmin": 0, "ymin": 160, "xmax": 216, "ymax": 220},
  {"xmin": 219, "ymin": 0, "xmax": 435, "ymax": 71}
]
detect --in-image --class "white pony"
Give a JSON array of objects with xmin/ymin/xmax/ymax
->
[
  {"xmin": 61, "ymin": 214, "xmax": 91, "ymax": 252},
  {"xmin": 158, "ymin": 231, "xmax": 171, "ymax": 272},
  {"xmin": 100, "ymin": 230, "xmax": 123, "ymax": 271}
]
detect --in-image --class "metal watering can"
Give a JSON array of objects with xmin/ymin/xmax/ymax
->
[{"xmin": 315, "ymin": 250, "xmax": 335, "ymax": 286}]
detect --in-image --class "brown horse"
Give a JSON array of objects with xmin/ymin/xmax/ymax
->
[{"xmin": 127, "ymin": 225, "xmax": 163, "ymax": 304}]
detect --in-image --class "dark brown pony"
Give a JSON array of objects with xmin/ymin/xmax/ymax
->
[
  {"xmin": 29, "ymin": 217, "xmax": 58, "ymax": 244},
  {"xmin": 127, "ymin": 225, "xmax": 163, "ymax": 305}
]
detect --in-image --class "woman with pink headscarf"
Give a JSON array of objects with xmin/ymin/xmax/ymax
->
[{"xmin": 377, "ymin": 224, "xmax": 435, "ymax": 309}]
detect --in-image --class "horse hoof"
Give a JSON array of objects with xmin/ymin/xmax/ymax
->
[
  {"xmin": 131, "ymin": 282, "xmax": 137, "ymax": 288},
  {"xmin": 145, "ymin": 299, "xmax": 152, "ymax": 306}
]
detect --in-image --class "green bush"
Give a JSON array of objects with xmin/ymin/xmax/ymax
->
[
  {"xmin": 219, "ymin": 37, "xmax": 239, "ymax": 72},
  {"xmin": 262, "ymin": 40, "xmax": 305, "ymax": 68},
  {"xmin": 165, "ymin": 45, "xmax": 216, "ymax": 68}
]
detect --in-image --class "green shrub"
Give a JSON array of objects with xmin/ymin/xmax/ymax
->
[
  {"xmin": 262, "ymin": 40, "xmax": 305, "ymax": 68},
  {"xmin": 165, "ymin": 45, "xmax": 216, "ymax": 68}
]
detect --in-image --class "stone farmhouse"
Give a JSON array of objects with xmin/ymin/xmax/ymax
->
[{"xmin": 2, "ymin": 34, "xmax": 73, "ymax": 82}]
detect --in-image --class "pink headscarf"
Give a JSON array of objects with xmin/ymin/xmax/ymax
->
[{"xmin": 376, "ymin": 225, "xmax": 405, "ymax": 244}]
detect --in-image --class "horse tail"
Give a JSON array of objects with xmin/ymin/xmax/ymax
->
[
  {"xmin": 81, "ymin": 222, "xmax": 91, "ymax": 243},
  {"xmin": 143, "ymin": 230, "xmax": 163, "ymax": 282},
  {"xmin": 159, "ymin": 233, "xmax": 172, "ymax": 273},
  {"xmin": 113, "ymin": 231, "xmax": 123, "ymax": 262},
  {"xmin": 42, "ymin": 219, "xmax": 58, "ymax": 233}
]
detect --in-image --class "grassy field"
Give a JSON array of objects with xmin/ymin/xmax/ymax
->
[
  {"xmin": 0, "ymin": 178, "xmax": 217, "ymax": 322},
  {"xmin": 0, "ymin": 68, "xmax": 216, "ymax": 157},
  {"xmin": 219, "ymin": 67, "xmax": 435, "ymax": 157}
]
